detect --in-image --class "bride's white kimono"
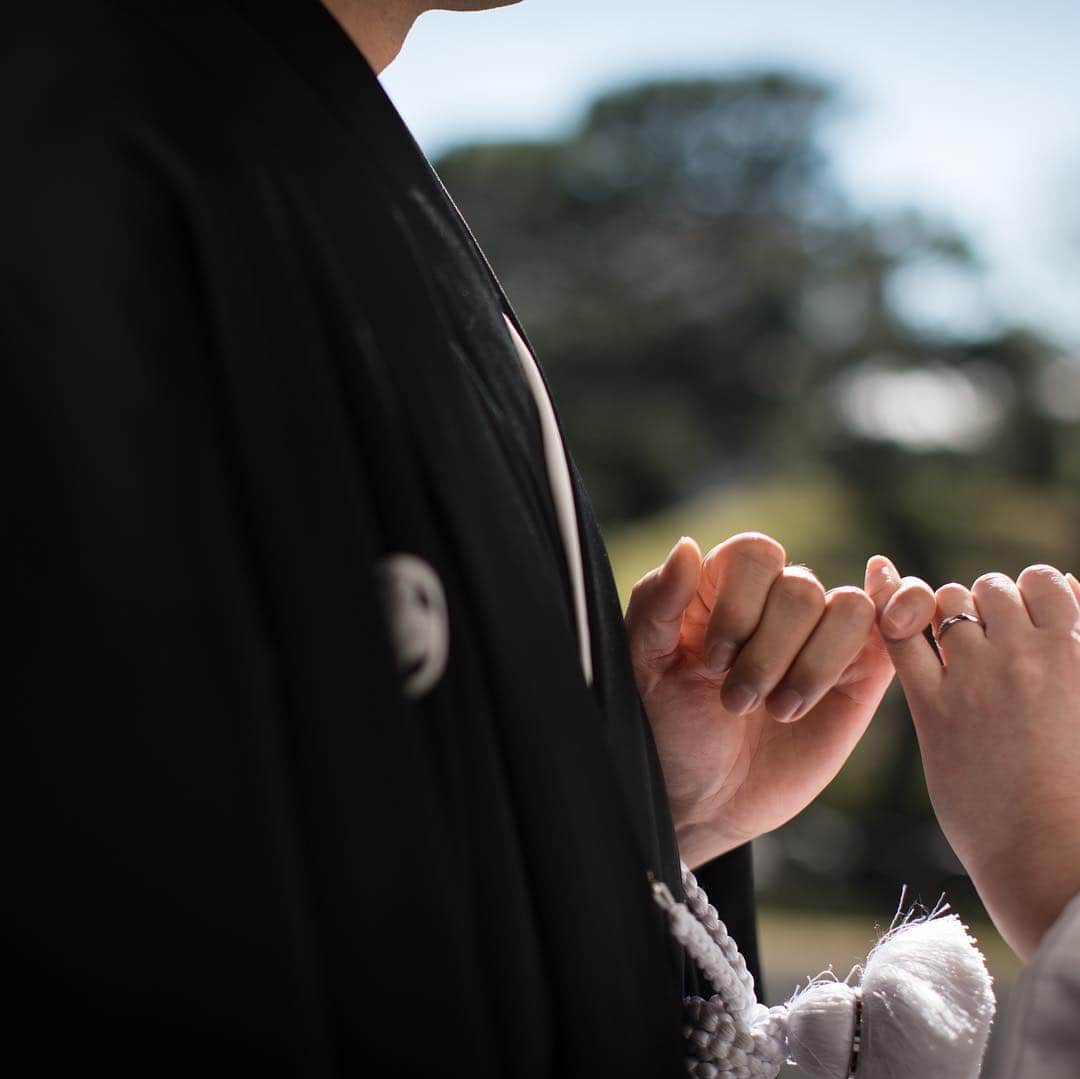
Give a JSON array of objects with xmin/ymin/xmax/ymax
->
[{"xmin": 990, "ymin": 893, "xmax": 1080, "ymax": 1077}]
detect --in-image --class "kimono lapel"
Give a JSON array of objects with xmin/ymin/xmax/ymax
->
[
  {"xmin": 229, "ymin": 0, "xmax": 565, "ymax": 569},
  {"xmin": 220, "ymin": 3, "xmax": 687, "ymax": 896}
]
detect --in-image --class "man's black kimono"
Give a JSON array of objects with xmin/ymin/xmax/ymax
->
[{"xmin": 2, "ymin": 1, "xmax": 758, "ymax": 1073}]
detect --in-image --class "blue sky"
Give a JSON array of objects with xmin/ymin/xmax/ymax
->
[{"xmin": 382, "ymin": 0, "xmax": 1080, "ymax": 348}]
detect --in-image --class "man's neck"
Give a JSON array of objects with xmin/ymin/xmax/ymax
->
[{"xmin": 320, "ymin": 0, "xmax": 424, "ymax": 74}]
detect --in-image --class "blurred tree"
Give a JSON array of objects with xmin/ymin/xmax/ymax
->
[{"xmin": 437, "ymin": 73, "xmax": 1024, "ymax": 523}]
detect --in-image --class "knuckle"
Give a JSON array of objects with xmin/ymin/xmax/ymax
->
[
  {"xmin": 935, "ymin": 582, "xmax": 969, "ymax": 605},
  {"xmin": 828, "ymin": 586, "xmax": 875, "ymax": 623},
  {"xmin": 972, "ymin": 571, "xmax": 1014, "ymax": 595},
  {"xmin": 900, "ymin": 575, "xmax": 931, "ymax": 589},
  {"xmin": 729, "ymin": 532, "xmax": 787, "ymax": 573},
  {"xmin": 1018, "ymin": 564, "xmax": 1065, "ymax": 590},
  {"xmin": 898, "ymin": 575, "xmax": 935, "ymax": 601},
  {"xmin": 776, "ymin": 569, "xmax": 826, "ymax": 609}
]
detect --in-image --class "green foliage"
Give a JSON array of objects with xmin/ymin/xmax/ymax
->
[{"xmin": 438, "ymin": 71, "xmax": 1056, "ymax": 527}]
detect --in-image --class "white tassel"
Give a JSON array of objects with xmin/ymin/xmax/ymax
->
[
  {"xmin": 659, "ymin": 870, "xmax": 996, "ymax": 1079},
  {"xmin": 784, "ymin": 980, "xmax": 859, "ymax": 1078},
  {"xmin": 782, "ymin": 905, "xmax": 996, "ymax": 1079},
  {"xmin": 856, "ymin": 908, "xmax": 996, "ymax": 1078}
]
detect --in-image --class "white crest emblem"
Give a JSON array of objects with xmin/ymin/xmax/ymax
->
[{"xmin": 375, "ymin": 553, "xmax": 449, "ymax": 699}]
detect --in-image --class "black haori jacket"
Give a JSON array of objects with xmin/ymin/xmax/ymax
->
[{"xmin": 2, "ymin": 1, "xmax": 758, "ymax": 1074}]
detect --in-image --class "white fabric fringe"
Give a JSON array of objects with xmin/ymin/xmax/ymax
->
[
  {"xmin": 657, "ymin": 868, "xmax": 996, "ymax": 1078},
  {"xmin": 856, "ymin": 907, "xmax": 996, "ymax": 1078}
]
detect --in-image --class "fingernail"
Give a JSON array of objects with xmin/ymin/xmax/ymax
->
[
  {"xmin": 722, "ymin": 683, "xmax": 758, "ymax": 716},
  {"xmin": 865, "ymin": 556, "xmax": 894, "ymax": 600},
  {"xmin": 767, "ymin": 688, "xmax": 803, "ymax": 723},
  {"xmin": 883, "ymin": 604, "xmax": 916, "ymax": 639},
  {"xmin": 707, "ymin": 640, "xmax": 738, "ymax": 673}
]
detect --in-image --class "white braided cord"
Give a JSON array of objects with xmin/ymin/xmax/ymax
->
[
  {"xmin": 654, "ymin": 864, "xmax": 790, "ymax": 1078},
  {"xmin": 681, "ymin": 866, "xmax": 759, "ymax": 1021}
]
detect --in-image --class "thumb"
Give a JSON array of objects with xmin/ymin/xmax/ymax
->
[
  {"xmin": 864, "ymin": 555, "xmax": 942, "ymax": 705},
  {"xmin": 625, "ymin": 536, "xmax": 701, "ymax": 682}
]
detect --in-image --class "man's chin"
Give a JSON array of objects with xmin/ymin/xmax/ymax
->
[{"xmin": 432, "ymin": 1, "xmax": 524, "ymax": 10}]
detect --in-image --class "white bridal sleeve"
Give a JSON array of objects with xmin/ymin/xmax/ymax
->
[{"xmin": 992, "ymin": 892, "xmax": 1080, "ymax": 1078}]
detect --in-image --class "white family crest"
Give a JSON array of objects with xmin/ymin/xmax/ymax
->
[{"xmin": 375, "ymin": 553, "xmax": 449, "ymax": 698}]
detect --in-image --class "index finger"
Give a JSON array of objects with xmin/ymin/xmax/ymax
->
[{"xmin": 686, "ymin": 532, "xmax": 786, "ymax": 672}]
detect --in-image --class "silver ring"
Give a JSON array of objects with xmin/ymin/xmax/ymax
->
[{"xmin": 935, "ymin": 611, "xmax": 985, "ymax": 642}]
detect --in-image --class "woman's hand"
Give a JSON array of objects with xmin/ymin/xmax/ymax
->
[
  {"xmin": 626, "ymin": 534, "xmax": 921, "ymax": 868},
  {"xmin": 869, "ymin": 555, "xmax": 1080, "ymax": 960}
]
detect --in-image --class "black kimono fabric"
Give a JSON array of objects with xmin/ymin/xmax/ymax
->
[{"xmin": 2, "ymin": 1, "xmax": 759, "ymax": 1074}]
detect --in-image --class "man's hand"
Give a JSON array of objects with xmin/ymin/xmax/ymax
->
[
  {"xmin": 870, "ymin": 555, "xmax": 1080, "ymax": 960},
  {"xmin": 626, "ymin": 534, "xmax": 917, "ymax": 868}
]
